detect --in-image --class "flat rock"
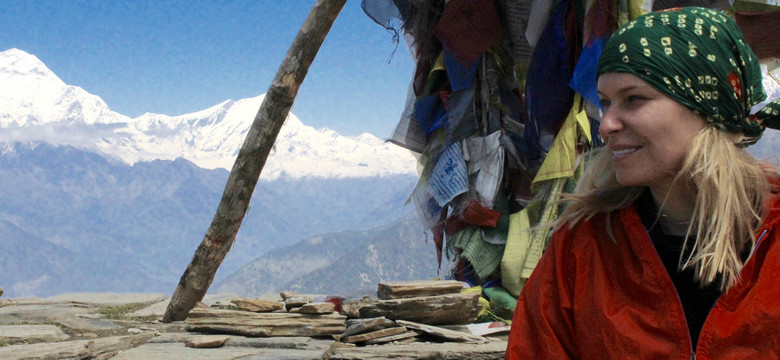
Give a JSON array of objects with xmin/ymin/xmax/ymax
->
[
  {"xmin": 341, "ymin": 326, "xmax": 407, "ymax": 343},
  {"xmin": 0, "ymin": 303, "xmax": 121, "ymax": 332},
  {"xmin": 114, "ymin": 335, "xmax": 333, "ymax": 360},
  {"xmin": 36, "ymin": 293, "xmax": 168, "ymax": 306},
  {"xmin": 218, "ymin": 336, "xmax": 334, "ymax": 350},
  {"xmin": 148, "ymin": 333, "xmax": 332, "ymax": 350},
  {"xmin": 396, "ymin": 320, "xmax": 489, "ymax": 343},
  {"xmin": 284, "ymin": 295, "xmax": 312, "ymax": 310},
  {"xmin": 346, "ymin": 317, "xmax": 395, "ymax": 327},
  {"xmin": 377, "ymin": 280, "xmax": 464, "ymax": 300},
  {"xmin": 231, "ymin": 298, "xmax": 284, "ymax": 313},
  {"xmin": 112, "ymin": 342, "xmax": 325, "ymax": 360},
  {"xmin": 363, "ymin": 330, "xmax": 420, "ymax": 345},
  {"xmin": 358, "ymin": 292, "xmax": 481, "ymax": 325},
  {"xmin": 298, "ymin": 302, "xmax": 335, "ymax": 314},
  {"xmin": 342, "ymin": 317, "xmax": 392, "ymax": 337},
  {"xmin": 341, "ymin": 296, "xmax": 376, "ymax": 319},
  {"xmin": 0, "ymin": 324, "xmax": 70, "ymax": 343},
  {"xmin": 185, "ymin": 307, "xmax": 346, "ymax": 337},
  {"xmin": 185, "ymin": 335, "xmax": 231, "ymax": 348},
  {"xmin": 280, "ymin": 291, "xmax": 298, "ymax": 300},
  {"xmin": 324, "ymin": 341, "xmax": 508, "ymax": 360},
  {"xmin": 0, "ymin": 333, "xmax": 153, "ymax": 360},
  {"xmin": 389, "ymin": 336, "xmax": 418, "ymax": 345}
]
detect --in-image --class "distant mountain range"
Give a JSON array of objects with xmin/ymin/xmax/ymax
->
[
  {"xmin": 215, "ymin": 214, "xmax": 441, "ymax": 298},
  {"xmin": 0, "ymin": 142, "xmax": 419, "ymax": 297},
  {"xmin": 0, "ymin": 48, "xmax": 431, "ymax": 298},
  {"xmin": 0, "ymin": 48, "xmax": 416, "ymax": 179}
]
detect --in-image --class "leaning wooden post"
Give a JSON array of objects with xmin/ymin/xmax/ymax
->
[{"xmin": 163, "ymin": 0, "xmax": 348, "ymax": 323}]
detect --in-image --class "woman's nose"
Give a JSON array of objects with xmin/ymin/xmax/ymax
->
[{"xmin": 598, "ymin": 106, "xmax": 622, "ymax": 139}]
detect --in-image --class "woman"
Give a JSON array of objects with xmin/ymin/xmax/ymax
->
[{"xmin": 506, "ymin": 7, "xmax": 780, "ymax": 359}]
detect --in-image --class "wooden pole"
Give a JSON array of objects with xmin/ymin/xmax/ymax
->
[{"xmin": 163, "ymin": 0, "xmax": 348, "ymax": 323}]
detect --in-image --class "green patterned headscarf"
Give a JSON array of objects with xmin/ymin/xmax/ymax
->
[{"xmin": 598, "ymin": 7, "xmax": 780, "ymax": 144}]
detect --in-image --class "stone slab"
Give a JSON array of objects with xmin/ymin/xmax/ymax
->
[
  {"xmin": 363, "ymin": 330, "xmax": 420, "ymax": 345},
  {"xmin": 0, "ymin": 303, "xmax": 121, "ymax": 332},
  {"xmin": 185, "ymin": 335, "xmax": 231, "ymax": 348},
  {"xmin": 377, "ymin": 280, "xmax": 464, "ymax": 300},
  {"xmin": 359, "ymin": 292, "xmax": 481, "ymax": 325},
  {"xmin": 36, "ymin": 293, "xmax": 169, "ymax": 306},
  {"xmin": 112, "ymin": 339, "xmax": 330, "ymax": 360},
  {"xmin": 0, "ymin": 324, "xmax": 70, "ymax": 343},
  {"xmin": 298, "ymin": 302, "xmax": 335, "ymax": 314},
  {"xmin": 231, "ymin": 298, "xmax": 285, "ymax": 313},
  {"xmin": 111, "ymin": 343, "xmax": 267, "ymax": 360},
  {"xmin": 148, "ymin": 333, "xmax": 332, "ymax": 350},
  {"xmin": 341, "ymin": 326, "xmax": 407, "ymax": 343},
  {"xmin": 185, "ymin": 308, "xmax": 346, "ymax": 337},
  {"xmin": 342, "ymin": 317, "xmax": 391, "ymax": 337},
  {"xmin": 324, "ymin": 341, "xmax": 508, "ymax": 360},
  {"xmin": 0, "ymin": 333, "xmax": 153, "ymax": 360},
  {"xmin": 284, "ymin": 295, "xmax": 312, "ymax": 310},
  {"xmin": 396, "ymin": 320, "xmax": 489, "ymax": 343}
]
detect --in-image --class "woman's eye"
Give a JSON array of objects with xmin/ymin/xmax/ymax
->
[
  {"xmin": 599, "ymin": 99, "xmax": 611, "ymax": 110},
  {"xmin": 626, "ymin": 95, "xmax": 647, "ymax": 103}
]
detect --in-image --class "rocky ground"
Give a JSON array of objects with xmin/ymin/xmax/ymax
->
[{"xmin": 0, "ymin": 291, "xmax": 508, "ymax": 359}]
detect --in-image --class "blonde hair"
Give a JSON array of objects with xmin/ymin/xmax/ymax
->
[{"xmin": 558, "ymin": 126, "xmax": 777, "ymax": 290}]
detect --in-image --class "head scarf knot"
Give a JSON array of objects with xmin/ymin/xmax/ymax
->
[{"xmin": 598, "ymin": 7, "xmax": 780, "ymax": 145}]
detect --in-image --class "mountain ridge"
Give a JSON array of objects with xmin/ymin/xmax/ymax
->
[
  {"xmin": 0, "ymin": 142, "xmax": 418, "ymax": 298},
  {"xmin": 0, "ymin": 48, "xmax": 416, "ymax": 180},
  {"xmin": 215, "ymin": 214, "xmax": 440, "ymax": 298}
]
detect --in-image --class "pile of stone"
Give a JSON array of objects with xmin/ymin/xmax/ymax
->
[
  {"xmin": 185, "ymin": 291, "xmax": 346, "ymax": 338},
  {"xmin": 337, "ymin": 317, "xmax": 488, "ymax": 346},
  {"xmin": 332, "ymin": 280, "xmax": 488, "ymax": 346},
  {"xmin": 0, "ymin": 287, "xmax": 507, "ymax": 359},
  {"xmin": 184, "ymin": 280, "xmax": 488, "ymax": 347},
  {"xmin": 346, "ymin": 280, "xmax": 481, "ymax": 325}
]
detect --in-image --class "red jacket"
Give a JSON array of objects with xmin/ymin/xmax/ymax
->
[{"xmin": 506, "ymin": 195, "xmax": 780, "ymax": 359}]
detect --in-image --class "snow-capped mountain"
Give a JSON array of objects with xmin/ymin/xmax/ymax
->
[{"xmin": 0, "ymin": 48, "xmax": 416, "ymax": 179}]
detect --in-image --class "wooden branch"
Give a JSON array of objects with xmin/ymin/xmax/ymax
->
[{"xmin": 162, "ymin": 0, "xmax": 347, "ymax": 323}]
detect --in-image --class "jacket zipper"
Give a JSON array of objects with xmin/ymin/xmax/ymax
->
[
  {"xmin": 640, "ymin": 226, "xmax": 694, "ymax": 359},
  {"xmin": 753, "ymin": 230, "xmax": 769, "ymax": 256}
]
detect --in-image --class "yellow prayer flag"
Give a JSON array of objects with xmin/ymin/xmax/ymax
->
[
  {"xmin": 501, "ymin": 208, "xmax": 531, "ymax": 297},
  {"xmin": 532, "ymin": 96, "xmax": 589, "ymax": 184}
]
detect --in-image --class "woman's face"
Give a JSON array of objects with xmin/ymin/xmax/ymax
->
[{"xmin": 597, "ymin": 72, "xmax": 708, "ymax": 194}]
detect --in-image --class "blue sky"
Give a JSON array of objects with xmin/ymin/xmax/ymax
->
[{"xmin": 0, "ymin": 1, "xmax": 414, "ymax": 138}]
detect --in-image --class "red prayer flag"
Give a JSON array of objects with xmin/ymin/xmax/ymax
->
[{"xmin": 431, "ymin": 0, "xmax": 502, "ymax": 66}]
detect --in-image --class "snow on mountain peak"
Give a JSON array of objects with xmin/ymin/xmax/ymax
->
[
  {"xmin": 1, "ymin": 48, "xmax": 59, "ymax": 79},
  {"xmin": 0, "ymin": 48, "xmax": 128, "ymax": 128},
  {"xmin": 0, "ymin": 48, "xmax": 417, "ymax": 179}
]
